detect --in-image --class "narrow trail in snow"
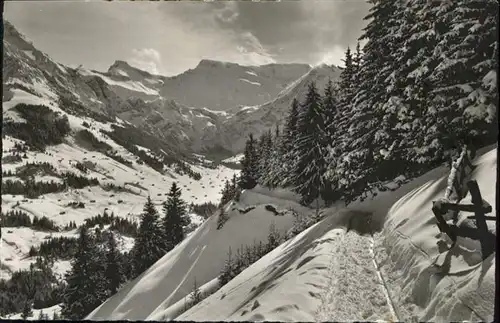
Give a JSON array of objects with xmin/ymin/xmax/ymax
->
[
  {"xmin": 314, "ymin": 230, "xmax": 396, "ymax": 322},
  {"xmin": 313, "ymin": 230, "xmax": 345, "ymax": 322}
]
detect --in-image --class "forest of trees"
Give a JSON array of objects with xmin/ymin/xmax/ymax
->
[
  {"xmin": 218, "ymin": 223, "xmax": 284, "ymax": 287},
  {"xmin": 239, "ymin": 0, "xmax": 498, "ymax": 206},
  {"xmin": 189, "ymin": 202, "xmax": 218, "ymax": 219},
  {"xmin": 0, "ymin": 257, "xmax": 66, "ymax": 318},
  {"xmin": 3, "ymin": 104, "xmax": 71, "ymax": 151},
  {"xmin": 2, "ymin": 172, "xmax": 99, "ymax": 198},
  {"xmin": 0, "ymin": 186, "xmax": 190, "ymax": 320},
  {"xmin": 58, "ymin": 182, "xmax": 192, "ymax": 319},
  {"xmin": 0, "ymin": 210, "xmax": 59, "ymax": 232},
  {"xmin": 219, "ymin": 174, "xmax": 239, "ymax": 207}
]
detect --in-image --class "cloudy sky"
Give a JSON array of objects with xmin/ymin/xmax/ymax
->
[{"xmin": 5, "ymin": 0, "xmax": 371, "ymax": 76}]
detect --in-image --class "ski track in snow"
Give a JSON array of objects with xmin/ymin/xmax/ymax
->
[
  {"xmin": 149, "ymin": 245, "xmax": 207, "ymax": 316},
  {"xmin": 369, "ymin": 235, "xmax": 399, "ymax": 321},
  {"xmin": 314, "ymin": 231, "xmax": 396, "ymax": 322}
]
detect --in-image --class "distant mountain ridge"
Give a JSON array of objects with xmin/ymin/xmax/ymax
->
[{"xmin": 2, "ymin": 21, "xmax": 341, "ymax": 156}]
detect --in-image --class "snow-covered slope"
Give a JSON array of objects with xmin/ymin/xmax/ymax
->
[
  {"xmin": 86, "ymin": 188, "xmax": 315, "ymax": 321},
  {"xmin": 1, "ymin": 131, "xmax": 238, "ymax": 280},
  {"xmin": 376, "ymin": 147, "xmax": 497, "ymax": 322},
  {"xmin": 86, "ymin": 146, "xmax": 496, "ymax": 322},
  {"xmin": 177, "ymin": 147, "xmax": 496, "ymax": 322}
]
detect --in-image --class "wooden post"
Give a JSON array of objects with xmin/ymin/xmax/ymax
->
[
  {"xmin": 432, "ymin": 201, "xmax": 456, "ymax": 243},
  {"xmin": 467, "ymin": 180, "xmax": 493, "ymax": 259}
]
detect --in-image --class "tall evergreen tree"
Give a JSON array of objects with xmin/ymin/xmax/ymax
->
[
  {"xmin": 21, "ymin": 301, "xmax": 32, "ymax": 320},
  {"xmin": 61, "ymin": 226, "xmax": 104, "ymax": 320},
  {"xmin": 281, "ymin": 98, "xmax": 300, "ymax": 155},
  {"xmin": 189, "ymin": 278, "xmax": 202, "ymax": 305},
  {"xmin": 353, "ymin": 41, "xmax": 363, "ymax": 73},
  {"xmin": 293, "ymin": 82, "xmax": 328, "ymax": 205},
  {"xmin": 323, "ymin": 78, "xmax": 337, "ymax": 134},
  {"xmin": 131, "ymin": 196, "xmax": 166, "ymax": 276},
  {"xmin": 219, "ymin": 180, "xmax": 232, "ymax": 206},
  {"xmin": 321, "ymin": 79, "xmax": 340, "ymax": 204},
  {"xmin": 104, "ymin": 231, "xmax": 122, "ymax": 296},
  {"xmin": 262, "ymin": 124, "xmax": 284, "ymax": 189},
  {"xmin": 230, "ymin": 174, "xmax": 238, "ymax": 197},
  {"xmin": 239, "ymin": 134, "xmax": 259, "ymax": 189},
  {"xmin": 339, "ymin": 46, "xmax": 356, "ymax": 108},
  {"xmin": 257, "ymin": 131, "xmax": 273, "ymax": 183},
  {"xmin": 163, "ymin": 182, "xmax": 188, "ymax": 250},
  {"xmin": 279, "ymin": 98, "xmax": 300, "ymax": 187},
  {"xmin": 324, "ymin": 46, "xmax": 358, "ymax": 196},
  {"xmin": 332, "ymin": 0, "xmax": 403, "ymax": 201},
  {"xmin": 219, "ymin": 246, "xmax": 234, "ymax": 286},
  {"xmin": 429, "ymin": 0, "xmax": 498, "ymax": 153}
]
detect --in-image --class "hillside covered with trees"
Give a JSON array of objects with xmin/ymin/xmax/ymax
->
[{"xmin": 239, "ymin": 0, "xmax": 498, "ymax": 206}]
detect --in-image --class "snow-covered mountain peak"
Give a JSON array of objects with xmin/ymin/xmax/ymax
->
[
  {"xmin": 195, "ymin": 59, "xmax": 239, "ymax": 69},
  {"xmin": 4, "ymin": 20, "xmax": 32, "ymax": 46},
  {"xmin": 107, "ymin": 60, "xmax": 160, "ymax": 81}
]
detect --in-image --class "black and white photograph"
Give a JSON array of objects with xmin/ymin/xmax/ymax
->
[{"xmin": 0, "ymin": 0, "xmax": 498, "ymax": 321}]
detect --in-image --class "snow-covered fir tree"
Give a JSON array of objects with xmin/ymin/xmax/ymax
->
[
  {"xmin": 131, "ymin": 196, "xmax": 167, "ymax": 276},
  {"xmin": 322, "ymin": 78, "xmax": 337, "ymax": 136},
  {"xmin": 230, "ymin": 174, "xmax": 238, "ymax": 198},
  {"xmin": 163, "ymin": 182, "xmax": 188, "ymax": 250},
  {"xmin": 261, "ymin": 125, "xmax": 284, "ymax": 189},
  {"xmin": 428, "ymin": 0, "xmax": 498, "ymax": 153},
  {"xmin": 239, "ymin": 133, "xmax": 259, "ymax": 189},
  {"xmin": 353, "ymin": 41, "xmax": 363, "ymax": 73},
  {"xmin": 104, "ymin": 231, "xmax": 123, "ymax": 296},
  {"xmin": 279, "ymin": 98, "xmax": 300, "ymax": 187},
  {"xmin": 257, "ymin": 130, "xmax": 273, "ymax": 182},
  {"xmin": 321, "ymin": 78, "xmax": 340, "ymax": 204},
  {"xmin": 219, "ymin": 246, "xmax": 235, "ymax": 286},
  {"xmin": 189, "ymin": 278, "xmax": 202, "ymax": 305},
  {"xmin": 293, "ymin": 82, "xmax": 328, "ymax": 205},
  {"xmin": 21, "ymin": 299, "xmax": 33, "ymax": 319},
  {"xmin": 61, "ymin": 226, "xmax": 105, "ymax": 319},
  {"xmin": 219, "ymin": 179, "xmax": 232, "ymax": 206}
]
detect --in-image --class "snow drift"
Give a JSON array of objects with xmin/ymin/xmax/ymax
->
[{"xmin": 376, "ymin": 146, "xmax": 497, "ymax": 322}]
